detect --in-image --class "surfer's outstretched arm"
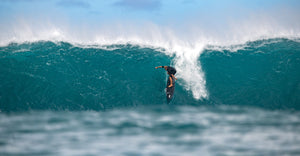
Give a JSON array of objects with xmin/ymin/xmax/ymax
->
[{"xmin": 155, "ymin": 66, "xmax": 163, "ymax": 69}]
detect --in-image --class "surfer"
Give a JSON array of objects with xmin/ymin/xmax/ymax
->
[
  {"xmin": 155, "ymin": 66, "xmax": 177, "ymax": 87},
  {"xmin": 155, "ymin": 66, "xmax": 177, "ymax": 103},
  {"xmin": 155, "ymin": 66, "xmax": 177, "ymax": 101}
]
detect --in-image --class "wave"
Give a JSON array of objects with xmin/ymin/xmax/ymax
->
[
  {"xmin": 0, "ymin": 38, "xmax": 299, "ymax": 112},
  {"xmin": 2, "ymin": 10, "xmax": 300, "ymax": 101},
  {"xmin": 201, "ymin": 38, "xmax": 300, "ymax": 110}
]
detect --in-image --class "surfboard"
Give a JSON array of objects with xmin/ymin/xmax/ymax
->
[{"xmin": 166, "ymin": 76, "xmax": 175, "ymax": 102}]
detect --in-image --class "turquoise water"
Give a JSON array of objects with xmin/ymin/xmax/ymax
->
[
  {"xmin": 0, "ymin": 38, "xmax": 299, "ymax": 111},
  {"xmin": 0, "ymin": 38, "xmax": 300, "ymax": 155}
]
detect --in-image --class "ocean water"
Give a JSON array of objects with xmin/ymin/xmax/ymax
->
[{"xmin": 0, "ymin": 38, "xmax": 300, "ymax": 155}]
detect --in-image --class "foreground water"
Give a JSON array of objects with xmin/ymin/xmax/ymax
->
[{"xmin": 1, "ymin": 106, "xmax": 300, "ymax": 156}]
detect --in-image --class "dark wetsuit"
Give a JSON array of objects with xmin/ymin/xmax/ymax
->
[
  {"xmin": 165, "ymin": 66, "xmax": 176, "ymax": 89},
  {"xmin": 166, "ymin": 75, "xmax": 175, "ymax": 100},
  {"xmin": 166, "ymin": 66, "xmax": 176, "ymax": 75},
  {"xmin": 159, "ymin": 66, "xmax": 176, "ymax": 101}
]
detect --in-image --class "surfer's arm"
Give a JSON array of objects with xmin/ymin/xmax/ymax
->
[
  {"xmin": 171, "ymin": 74, "xmax": 177, "ymax": 80},
  {"xmin": 168, "ymin": 77, "xmax": 173, "ymax": 88},
  {"xmin": 155, "ymin": 66, "xmax": 163, "ymax": 69}
]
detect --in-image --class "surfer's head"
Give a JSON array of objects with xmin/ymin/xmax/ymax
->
[{"xmin": 163, "ymin": 66, "xmax": 168, "ymax": 71}]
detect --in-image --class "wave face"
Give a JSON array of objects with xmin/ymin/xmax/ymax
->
[
  {"xmin": 201, "ymin": 38, "xmax": 300, "ymax": 109},
  {"xmin": 0, "ymin": 38, "xmax": 299, "ymax": 111}
]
